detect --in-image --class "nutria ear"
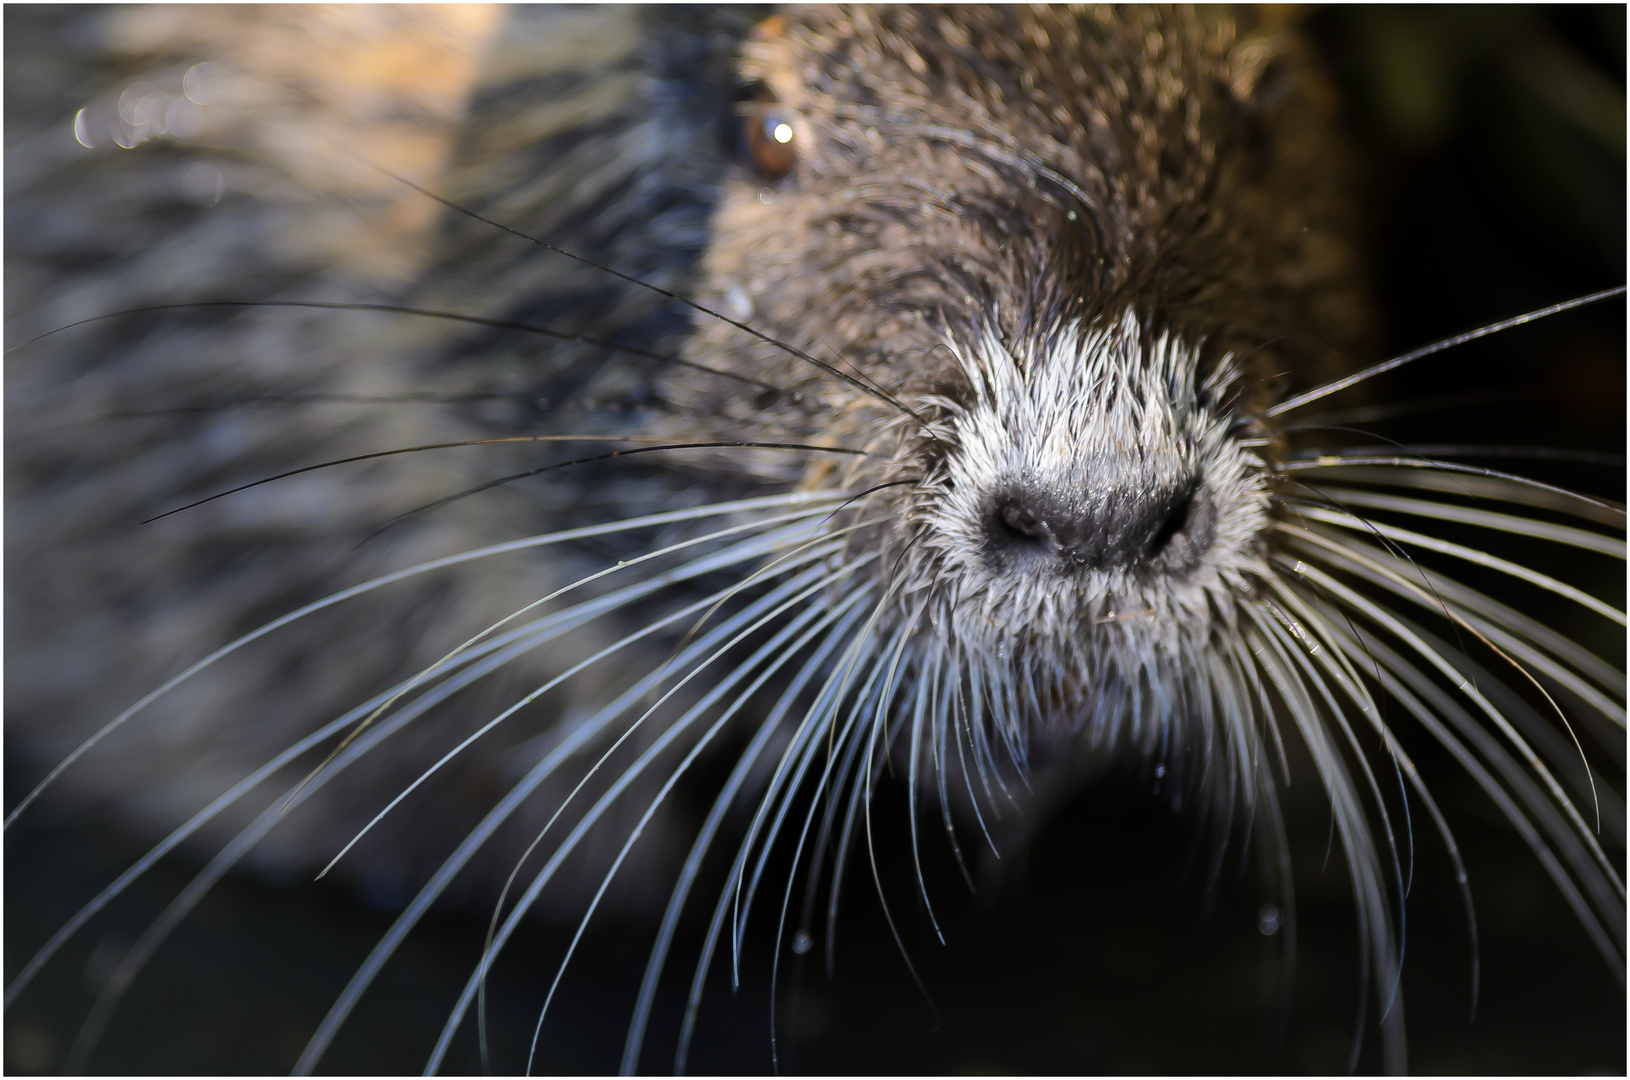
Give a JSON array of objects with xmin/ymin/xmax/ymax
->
[{"xmin": 1225, "ymin": 33, "xmax": 1292, "ymax": 106}]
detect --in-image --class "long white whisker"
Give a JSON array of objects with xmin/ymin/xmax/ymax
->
[
  {"xmin": 294, "ymin": 570, "xmax": 868, "ymax": 1075},
  {"xmin": 668, "ymin": 599, "xmax": 876, "ymax": 1072},
  {"xmin": 1288, "ymin": 527, "xmax": 1625, "ymax": 739},
  {"xmin": 1291, "ymin": 488, "xmax": 1625, "ymax": 565},
  {"xmin": 1245, "ymin": 611, "xmax": 1404, "ymax": 1073},
  {"xmin": 1277, "ymin": 456, "xmax": 1625, "ymax": 518},
  {"xmin": 1288, "ymin": 521, "xmax": 1625, "ymax": 695},
  {"xmin": 521, "ymin": 579, "xmax": 858, "ymax": 1075},
  {"xmin": 1335, "ymin": 629, "xmax": 1624, "ymax": 978},
  {"xmin": 18, "ymin": 552, "xmax": 729, "ymax": 1016},
  {"xmin": 631, "ymin": 594, "xmax": 872, "ymax": 1075},
  {"xmin": 1294, "ymin": 594, "xmax": 1488, "ymax": 1018},
  {"xmin": 1286, "ymin": 501, "xmax": 1626, "ymax": 666},
  {"xmin": 828, "ymin": 617, "xmax": 921, "ymax": 973},
  {"xmin": 764, "ymin": 624, "xmax": 892, "ymax": 1071},
  {"xmin": 1266, "ymin": 286, "xmax": 1626, "ymax": 416},
  {"xmin": 297, "ymin": 505, "xmax": 860, "ymax": 810},
  {"xmin": 6, "ymin": 491, "xmax": 845, "ymax": 830},
  {"xmin": 737, "ymin": 570, "xmax": 910, "ymax": 980},
  {"xmin": 1264, "ymin": 578, "xmax": 1418, "ymax": 1018},
  {"xmin": 928, "ymin": 650, "xmax": 975, "ymax": 891},
  {"xmin": 7, "ymin": 596, "xmax": 589, "ymax": 1010},
  {"xmin": 419, "ymin": 559, "xmax": 869, "ymax": 1075},
  {"xmin": 949, "ymin": 658, "xmax": 1000, "ymax": 856},
  {"xmin": 1282, "ymin": 465, "xmax": 1625, "ymax": 526},
  {"xmin": 1282, "ymin": 527, "xmax": 1616, "ymax": 842},
  {"xmin": 318, "ymin": 531, "xmax": 846, "ymax": 879},
  {"xmin": 906, "ymin": 641, "xmax": 947, "ymax": 942},
  {"xmin": 724, "ymin": 614, "xmax": 878, "ymax": 981},
  {"xmin": 60, "ymin": 607, "xmax": 586, "ymax": 1074},
  {"xmin": 1280, "ymin": 552, "xmax": 1624, "ymax": 904}
]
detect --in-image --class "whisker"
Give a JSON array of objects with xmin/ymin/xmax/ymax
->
[
  {"xmin": 828, "ymin": 618, "xmax": 921, "ymax": 974},
  {"xmin": 1298, "ymin": 530, "xmax": 1625, "ymax": 728},
  {"xmin": 728, "ymin": 594, "xmax": 886, "ymax": 953},
  {"xmin": 724, "ymin": 613, "xmax": 882, "ymax": 981},
  {"xmin": 1280, "ymin": 466, "xmax": 1625, "ymax": 527},
  {"xmin": 1282, "ymin": 443, "xmax": 1625, "ymax": 468},
  {"xmin": 316, "ymin": 535, "xmax": 849, "ymax": 881},
  {"xmin": 4, "ymin": 491, "xmax": 844, "ymax": 830},
  {"xmin": 1285, "ymin": 501, "xmax": 1626, "ymax": 626},
  {"xmin": 146, "ymin": 439, "xmax": 865, "ymax": 527},
  {"xmin": 1278, "ymin": 384, "xmax": 1590, "ymax": 429},
  {"xmin": 1258, "ymin": 588, "xmax": 1410, "ymax": 1003},
  {"xmin": 1278, "ymin": 457, "xmax": 1625, "ymax": 518},
  {"xmin": 60, "ymin": 603, "xmax": 600, "ymax": 1073},
  {"xmin": 421, "ymin": 559, "xmax": 873, "ymax": 1076},
  {"xmin": 1280, "ymin": 525, "xmax": 1615, "ymax": 832},
  {"xmin": 477, "ymin": 545, "xmax": 876, "ymax": 956},
  {"xmin": 3, "ymin": 299, "xmax": 791, "ymax": 395},
  {"xmin": 1282, "ymin": 537, "xmax": 1626, "ymax": 831},
  {"xmin": 764, "ymin": 612, "xmax": 895, "ymax": 1071},
  {"xmin": 60, "ymin": 523, "xmax": 853, "ymax": 1068},
  {"xmin": 357, "ymin": 157, "xmax": 936, "ymax": 435},
  {"xmin": 1280, "ymin": 552, "xmax": 1624, "ymax": 903},
  {"xmin": 1267, "ymin": 578, "xmax": 1425, "ymax": 1004},
  {"xmin": 1289, "ymin": 489, "xmax": 1626, "ymax": 560},
  {"xmin": 294, "ymin": 577, "xmax": 862, "ymax": 1074},
  {"xmin": 625, "ymin": 593, "xmax": 872, "ymax": 1075},
  {"xmin": 1245, "ymin": 611, "xmax": 1403, "ymax": 1073},
  {"xmin": 1268, "ymin": 286, "xmax": 1627, "ymax": 416},
  {"xmin": 929, "ymin": 652, "xmax": 975, "ymax": 892},
  {"xmin": 521, "ymin": 579, "xmax": 861, "ymax": 1074},
  {"xmin": 906, "ymin": 646, "xmax": 947, "ymax": 943},
  {"xmin": 7, "ymin": 528, "xmax": 791, "ymax": 1011},
  {"xmin": 1318, "ymin": 625, "xmax": 1623, "ymax": 978},
  {"xmin": 295, "ymin": 508, "xmax": 861, "ymax": 816},
  {"xmin": 949, "ymin": 656, "xmax": 1000, "ymax": 857}
]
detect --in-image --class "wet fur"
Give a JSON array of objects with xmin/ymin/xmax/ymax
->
[{"xmin": 5, "ymin": 5, "xmax": 1624, "ymax": 1074}]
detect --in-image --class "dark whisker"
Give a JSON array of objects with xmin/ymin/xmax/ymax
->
[
  {"xmin": 359, "ymin": 441, "xmax": 874, "ymax": 547},
  {"xmin": 4, "ymin": 299, "xmax": 791, "ymax": 397},
  {"xmin": 141, "ymin": 437, "xmax": 866, "ymax": 526},
  {"xmin": 354, "ymin": 158, "xmax": 939, "ymax": 436}
]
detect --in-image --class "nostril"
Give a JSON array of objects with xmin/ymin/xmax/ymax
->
[
  {"xmin": 998, "ymin": 500, "xmax": 1050, "ymax": 545},
  {"xmin": 1144, "ymin": 490, "xmax": 1194, "ymax": 558}
]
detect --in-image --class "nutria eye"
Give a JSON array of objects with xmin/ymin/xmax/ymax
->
[{"xmin": 744, "ymin": 101, "xmax": 797, "ymax": 179}]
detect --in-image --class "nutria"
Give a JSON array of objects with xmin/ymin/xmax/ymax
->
[{"xmin": 5, "ymin": 5, "xmax": 1623, "ymax": 1073}]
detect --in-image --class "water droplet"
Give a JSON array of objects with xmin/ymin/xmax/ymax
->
[
  {"xmin": 791, "ymin": 929, "xmax": 813, "ymax": 955},
  {"xmin": 181, "ymin": 163, "xmax": 223, "ymax": 206},
  {"xmin": 165, "ymin": 99, "xmax": 205, "ymax": 140},
  {"xmin": 117, "ymin": 81, "xmax": 157, "ymax": 124},
  {"xmin": 1258, "ymin": 903, "xmax": 1282, "ymax": 936},
  {"xmin": 183, "ymin": 61, "xmax": 226, "ymax": 105},
  {"xmin": 1153, "ymin": 764, "xmax": 1166, "ymax": 779},
  {"xmin": 72, "ymin": 108, "xmax": 96, "ymax": 149},
  {"xmin": 724, "ymin": 282, "xmax": 754, "ymax": 320}
]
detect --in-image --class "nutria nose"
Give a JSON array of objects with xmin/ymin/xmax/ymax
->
[{"xmin": 985, "ymin": 478, "xmax": 1212, "ymax": 572}]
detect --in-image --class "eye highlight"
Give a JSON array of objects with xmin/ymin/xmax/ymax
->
[{"xmin": 744, "ymin": 100, "xmax": 797, "ymax": 179}]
